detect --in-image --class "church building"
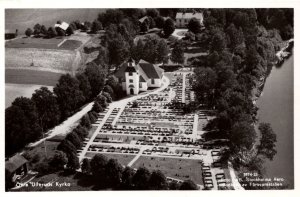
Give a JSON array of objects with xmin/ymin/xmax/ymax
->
[{"xmin": 115, "ymin": 58, "xmax": 164, "ymax": 95}]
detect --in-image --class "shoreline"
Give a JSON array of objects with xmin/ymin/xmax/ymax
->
[{"xmin": 234, "ymin": 38, "xmax": 294, "ymax": 189}]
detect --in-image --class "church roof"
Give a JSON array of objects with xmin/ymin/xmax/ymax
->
[
  {"xmin": 138, "ymin": 59, "xmax": 164, "ymax": 79},
  {"xmin": 115, "ymin": 59, "xmax": 164, "ymax": 81}
]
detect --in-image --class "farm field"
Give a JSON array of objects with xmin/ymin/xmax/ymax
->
[
  {"xmin": 5, "ymin": 9, "xmax": 105, "ymax": 34},
  {"xmin": 5, "ymin": 83, "xmax": 54, "ymax": 108},
  {"xmin": 5, "ymin": 48, "xmax": 78, "ymax": 72},
  {"xmin": 5, "ymin": 69, "xmax": 63, "ymax": 86},
  {"xmin": 132, "ymin": 156, "xmax": 204, "ymax": 185}
]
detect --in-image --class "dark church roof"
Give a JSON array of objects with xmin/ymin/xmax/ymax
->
[
  {"xmin": 115, "ymin": 59, "xmax": 164, "ymax": 82},
  {"xmin": 5, "ymin": 154, "xmax": 28, "ymax": 174}
]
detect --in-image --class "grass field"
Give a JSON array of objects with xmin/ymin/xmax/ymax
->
[
  {"xmin": 5, "ymin": 9, "xmax": 105, "ymax": 34},
  {"xmin": 5, "ymin": 37, "xmax": 64, "ymax": 49},
  {"xmin": 132, "ymin": 156, "xmax": 203, "ymax": 185},
  {"xmin": 84, "ymin": 152, "xmax": 135, "ymax": 166},
  {"xmin": 5, "ymin": 83, "xmax": 54, "ymax": 108},
  {"xmin": 5, "ymin": 69, "xmax": 62, "ymax": 86},
  {"xmin": 6, "ymin": 48, "xmax": 77, "ymax": 72}
]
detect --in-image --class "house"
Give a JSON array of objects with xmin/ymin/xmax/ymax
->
[
  {"xmin": 138, "ymin": 16, "xmax": 149, "ymax": 24},
  {"xmin": 5, "ymin": 154, "xmax": 28, "ymax": 186},
  {"xmin": 5, "ymin": 29, "xmax": 18, "ymax": 40},
  {"xmin": 175, "ymin": 12, "xmax": 204, "ymax": 28},
  {"xmin": 54, "ymin": 21, "xmax": 69, "ymax": 31},
  {"xmin": 115, "ymin": 58, "xmax": 164, "ymax": 95}
]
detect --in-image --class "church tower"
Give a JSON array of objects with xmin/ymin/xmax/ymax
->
[{"xmin": 125, "ymin": 58, "xmax": 139, "ymax": 95}]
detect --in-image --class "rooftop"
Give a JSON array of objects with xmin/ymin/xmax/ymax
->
[
  {"xmin": 176, "ymin": 12, "xmax": 203, "ymax": 20},
  {"xmin": 5, "ymin": 154, "xmax": 28, "ymax": 174}
]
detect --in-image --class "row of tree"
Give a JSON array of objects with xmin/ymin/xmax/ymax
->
[
  {"xmin": 80, "ymin": 153, "xmax": 199, "ymax": 190},
  {"xmin": 24, "ymin": 19, "xmax": 103, "ymax": 38},
  {"xmin": 5, "ymin": 63, "xmax": 106, "ymax": 157},
  {"xmin": 192, "ymin": 9, "xmax": 283, "ymax": 176}
]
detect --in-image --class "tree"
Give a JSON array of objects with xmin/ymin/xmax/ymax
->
[
  {"xmin": 31, "ymin": 87, "xmax": 60, "ymax": 132},
  {"xmin": 90, "ymin": 154, "xmax": 108, "ymax": 182},
  {"xmin": 121, "ymin": 166, "xmax": 135, "ymax": 189},
  {"xmin": 67, "ymin": 152, "xmax": 80, "ymax": 171},
  {"xmin": 132, "ymin": 167, "xmax": 151, "ymax": 190},
  {"xmin": 76, "ymin": 73, "xmax": 92, "ymax": 102},
  {"xmin": 193, "ymin": 67, "xmax": 217, "ymax": 107},
  {"xmin": 102, "ymin": 92, "xmax": 112, "ymax": 103},
  {"xmin": 88, "ymin": 111, "xmax": 98, "ymax": 124},
  {"xmin": 148, "ymin": 170, "xmax": 168, "ymax": 190},
  {"xmin": 188, "ymin": 18, "xmax": 201, "ymax": 34},
  {"xmin": 25, "ymin": 28, "xmax": 33, "ymax": 37},
  {"xmin": 55, "ymin": 27, "xmax": 66, "ymax": 36},
  {"xmin": 81, "ymin": 158, "xmax": 91, "ymax": 174},
  {"xmin": 92, "ymin": 101, "xmax": 103, "ymax": 113},
  {"xmin": 54, "ymin": 74, "xmax": 85, "ymax": 120},
  {"xmin": 210, "ymin": 31, "xmax": 227, "ymax": 52},
  {"xmin": 57, "ymin": 139, "xmax": 77, "ymax": 155},
  {"xmin": 156, "ymin": 39, "xmax": 169, "ymax": 63},
  {"xmin": 103, "ymin": 85, "xmax": 115, "ymax": 99},
  {"xmin": 155, "ymin": 16, "xmax": 165, "ymax": 28},
  {"xmin": 40, "ymin": 25, "xmax": 47, "ymax": 35},
  {"xmin": 163, "ymin": 18, "xmax": 175, "ymax": 37},
  {"xmin": 80, "ymin": 114, "xmax": 91, "ymax": 129},
  {"xmin": 140, "ymin": 21, "xmax": 149, "ymax": 33},
  {"xmin": 168, "ymin": 180, "xmax": 180, "ymax": 190},
  {"xmin": 179, "ymin": 180, "xmax": 198, "ymax": 190},
  {"xmin": 49, "ymin": 151, "xmax": 68, "ymax": 171},
  {"xmin": 73, "ymin": 125, "xmax": 88, "ymax": 140},
  {"xmin": 257, "ymin": 123, "xmax": 277, "ymax": 160},
  {"xmin": 33, "ymin": 23, "xmax": 41, "ymax": 36},
  {"xmin": 171, "ymin": 41, "xmax": 185, "ymax": 64},
  {"xmin": 146, "ymin": 8, "xmax": 159, "ymax": 18},
  {"xmin": 105, "ymin": 159, "xmax": 123, "ymax": 187},
  {"xmin": 5, "ymin": 106, "xmax": 32, "ymax": 156},
  {"xmin": 66, "ymin": 26, "xmax": 74, "ymax": 35},
  {"xmin": 107, "ymin": 33, "xmax": 130, "ymax": 65},
  {"xmin": 11, "ymin": 97, "xmax": 41, "ymax": 141},
  {"xmin": 66, "ymin": 132, "xmax": 82, "ymax": 149},
  {"xmin": 47, "ymin": 27, "xmax": 57, "ymax": 38},
  {"xmin": 230, "ymin": 120, "xmax": 257, "ymax": 151},
  {"xmin": 91, "ymin": 20, "xmax": 103, "ymax": 33},
  {"xmin": 85, "ymin": 62, "xmax": 106, "ymax": 98},
  {"xmin": 96, "ymin": 95, "xmax": 108, "ymax": 108}
]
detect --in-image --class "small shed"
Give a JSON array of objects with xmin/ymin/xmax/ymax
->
[{"xmin": 5, "ymin": 154, "xmax": 28, "ymax": 184}]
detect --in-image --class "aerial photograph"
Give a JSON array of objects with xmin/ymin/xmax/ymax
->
[{"xmin": 4, "ymin": 7, "xmax": 294, "ymax": 191}]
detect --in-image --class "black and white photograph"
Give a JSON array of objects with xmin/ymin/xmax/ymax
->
[{"xmin": 1, "ymin": 0, "xmax": 298, "ymax": 194}]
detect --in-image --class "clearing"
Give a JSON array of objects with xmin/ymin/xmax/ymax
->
[{"xmin": 132, "ymin": 156, "xmax": 204, "ymax": 185}]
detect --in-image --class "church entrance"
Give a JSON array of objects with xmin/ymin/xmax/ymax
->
[{"xmin": 130, "ymin": 88, "xmax": 134, "ymax": 95}]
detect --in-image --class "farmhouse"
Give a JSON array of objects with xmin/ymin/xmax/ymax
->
[
  {"xmin": 5, "ymin": 154, "xmax": 28, "ymax": 186},
  {"xmin": 175, "ymin": 12, "xmax": 204, "ymax": 28},
  {"xmin": 115, "ymin": 58, "xmax": 164, "ymax": 95},
  {"xmin": 5, "ymin": 29, "xmax": 18, "ymax": 40},
  {"xmin": 54, "ymin": 21, "xmax": 69, "ymax": 31}
]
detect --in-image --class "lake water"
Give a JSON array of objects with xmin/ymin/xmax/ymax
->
[{"xmin": 256, "ymin": 54, "xmax": 294, "ymax": 188}]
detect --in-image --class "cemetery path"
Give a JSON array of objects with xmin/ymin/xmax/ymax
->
[{"xmin": 78, "ymin": 75, "xmax": 170, "ymax": 162}]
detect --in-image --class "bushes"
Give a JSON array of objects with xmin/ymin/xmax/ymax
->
[{"xmin": 92, "ymin": 101, "xmax": 103, "ymax": 113}]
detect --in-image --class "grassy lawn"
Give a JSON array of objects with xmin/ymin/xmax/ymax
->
[
  {"xmin": 5, "ymin": 69, "xmax": 62, "ymax": 86},
  {"xmin": 5, "ymin": 37, "xmax": 64, "ymax": 49},
  {"xmin": 132, "ymin": 156, "xmax": 203, "ymax": 185},
  {"xmin": 88, "ymin": 126, "xmax": 98, "ymax": 138},
  {"xmin": 84, "ymin": 152, "xmax": 135, "ymax": 166},
  {"xmin": 23, "ymin": 140, "xmax": 60, "ymax": 169}
]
